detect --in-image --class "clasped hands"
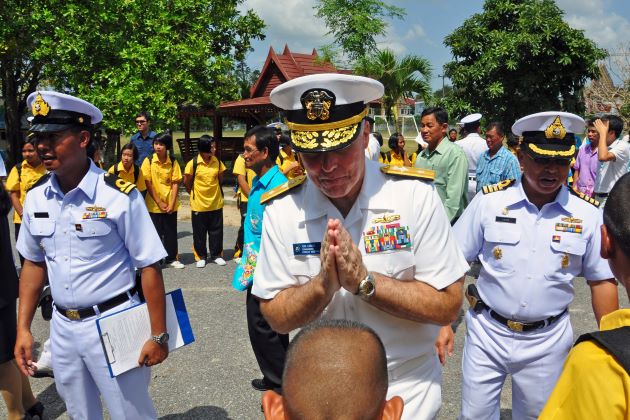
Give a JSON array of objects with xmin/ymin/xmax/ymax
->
[{"xmin": 318, "ymin": 219, "xmax": 368, "ymax": 299}]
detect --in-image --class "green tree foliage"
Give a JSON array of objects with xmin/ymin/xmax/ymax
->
[
  {"xmin": 1, "ymin": 0, "xmax": 264, "ymax": 160},
  {"xmin": 314, "ymin": 0, "xmax": 404, "ymax": 62},
  {"xmin": 443, "ymin": 0, "xmax": 606, "ymax": 126},
  {"xmin": 355, "ymin": 48, "xmax": 432, "ymax": 129}
]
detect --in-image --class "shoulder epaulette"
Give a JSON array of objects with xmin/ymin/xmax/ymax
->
[
  {"xmin": 482, "ymin": 179, "xmax": 516, "ymax": 195},
  {"xmin": 570, "ymin": 187, "xmax": 600, "ymax": 207},
  {"xmin": 380, "ymin": 165, "xmax": 435, "ymax": 181},
  {"xmin": 260, "ymin": 175, "xmax": 306, "ymax": 204},
  {"xmin": 103, "ymin": 172, "xmax": 136, "ymax": 195},
  {"xmin": 26, "ymin": 172, "xmax": 50, "ymax": 192}
]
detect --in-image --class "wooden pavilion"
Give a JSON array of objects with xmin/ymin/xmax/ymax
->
[{"xmin": 176, "ymin": 45, "xmax": 350, "ymax": 163}]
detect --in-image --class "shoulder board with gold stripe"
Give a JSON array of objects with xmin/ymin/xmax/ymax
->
[
  {"xmin": 569, "ymin": 188, "xmax": 600, "ymax": 207},
  {"xmin": 103, "ymin": 172, "xmax": 136, "ymax": 195},
  {"xmin": 260, "ymin": 175, "xmax": 306, "ymax": 204},
  {"xmin": 482, "ymin": 179, "xmax": 516, "ymax": 195},
  {"xmin": 380, "ymin": 165, "xmax": 435, "ymax": 181}
]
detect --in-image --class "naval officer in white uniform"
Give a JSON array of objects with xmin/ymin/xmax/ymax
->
[{"xmin": 456, "ymin": 113, "xmax": 488, "ymax": 200}]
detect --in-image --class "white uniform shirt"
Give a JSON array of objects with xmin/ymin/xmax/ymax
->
[
  {"xmin": 453, "ymin": 181, "xmax": 612, "ymax": 322},
  {"xmin": 0, "ymin": 152, "xmax": 6, "ymax": 177},
  {"xmin": 595, "ymin": 139, "xmax": 630, "ymax": 194},
  {"xmin": 456, "ymin": 133, "xmax": 488, "ymax": 176},
  {"xmin": 364, "ymin": 134, "xmax": 381, "ymax": 161},
  {"xmin": 16, "ymin": 162, "xmax": 167, "ymax": 309},
  {"xmin": 253, "ymin": 160, "xmax": 468, "ymax": 370}
]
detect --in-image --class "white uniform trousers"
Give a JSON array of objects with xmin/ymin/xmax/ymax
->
[
  {"xmin": 387, "ymin": 354, "xmax": 442, "ymax": 420},
  {"xmin": 460, "ymin": 308, "xmax": 572, "ymax": 420},
  {"xmin": 51, "ymin": 295, "xmax": 157, "ymax": 420}
]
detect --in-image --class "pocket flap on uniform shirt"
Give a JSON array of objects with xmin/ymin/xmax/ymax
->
[
  {"xmin": 550, "ymin": 237, "xmax": 587, "ymax": 255},
  {"xmin": 288, "ymin": 257, "xmax": 320, "ymax": 278},
  {"xmin": 483, "ymin": 226, "xmax": 520, "ymax": 244},
  {"xmin": 364, "ymin": 250, "xmax": 415, "ymax": 277},
  {"xmin": 75, "ymin": 221, "xmax": 112, "ymax": 237},
  {"xmin": 30, "ymin": 220, "xmax": 55, "ymax": 236}
]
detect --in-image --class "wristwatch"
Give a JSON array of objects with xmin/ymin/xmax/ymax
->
[
  {"xmin": 357, "ymin": 272, "xmax": 376, "ymax": 301},
  {"xmin": 151, "ymin": 332, "xmax": 169, "ymax": 345}
]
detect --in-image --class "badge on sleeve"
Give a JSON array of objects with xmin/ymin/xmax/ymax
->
[{"xmin": 293, "ymin": 242, "xmax": 321, "ymax": 256}]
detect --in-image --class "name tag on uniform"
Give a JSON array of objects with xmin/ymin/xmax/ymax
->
[
  {"xmin": 293, "ymin": 242, "xmax": 321, "ymax": 256},
  {"xmin": 495, "ymin": 216, "xmax": 516, "ymax": 224},
  {"xmin": 34, "ymin": 212, "xmax": 49, "ymax": 218}
]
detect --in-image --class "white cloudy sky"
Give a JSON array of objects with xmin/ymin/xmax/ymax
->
[{"xmin": 241, "ymin": 0, "xmax": 630, "ymax": 89}]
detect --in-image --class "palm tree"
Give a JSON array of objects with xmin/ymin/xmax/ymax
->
[{"xmin": 355, "ymin": 48, "xmax": 432, "ymax": 130}]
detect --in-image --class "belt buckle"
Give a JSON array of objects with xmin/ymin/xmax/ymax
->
[
  {"xmin": 507, "ymin": 320, "xmax": 524, "ymax": 332},
  {"xmin": 65, "ymin": 309, "xmax": 81, "ymax": 320}
]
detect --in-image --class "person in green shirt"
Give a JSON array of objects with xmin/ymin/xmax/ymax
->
[{"xmin": 415, "ymin": 107, "xmax": 469, "ymax": 223}]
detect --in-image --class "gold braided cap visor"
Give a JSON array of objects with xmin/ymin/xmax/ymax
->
[{"xmin": 286, "ymin": 108, "xmax": 368, "ymax": 152}]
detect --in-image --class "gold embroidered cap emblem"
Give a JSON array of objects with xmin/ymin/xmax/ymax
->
[
  {"xmin": 302, "ymin": 90, "xmax": 334, "ymax": 121},
  {"xmin": 544, "ymin": 116, "xmax": 567, "ymax": 140},
  {"xmin": 31, "ymin": 93, "xmax": 51, "ymax": 117}
]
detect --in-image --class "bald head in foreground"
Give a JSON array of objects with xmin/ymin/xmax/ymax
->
[{"xmin": 262, "ymin": 319, "xmax": 403, "ymax": 420}]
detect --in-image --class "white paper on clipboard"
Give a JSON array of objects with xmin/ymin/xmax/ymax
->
[{"xmin": 96, "ymin": 289, "xmax": 194, "ymax": 377}]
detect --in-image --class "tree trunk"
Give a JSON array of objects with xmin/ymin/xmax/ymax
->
[{"xmin": 1, "ymin": 58, "xmax": 23, "ymax": 165}]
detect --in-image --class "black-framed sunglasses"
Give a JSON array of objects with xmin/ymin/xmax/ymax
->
[{"xmin": 135, "ymin": 120, "xmax": 147, "ymax": 125}]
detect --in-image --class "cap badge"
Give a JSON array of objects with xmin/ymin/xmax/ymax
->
[
  {"xmin": 544, "ymin": 116, "xmax": 567, "ymax": 140},
  {"xmin": 31, "ymin": 93, "xmax": 51, "ymax": 117},
  {"xmin": 302, "ymin": 90, "xmax": 334, "ymax": 121}
]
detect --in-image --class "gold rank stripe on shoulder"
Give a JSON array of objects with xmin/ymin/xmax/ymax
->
[
  {"xmin": 482, "ymin": 179, "xmax": 516, "ymax": 195},
  {"xmin": 380, "ymin": 165, "xmax": 435, "ymax": 181},
  {"xmin": 569, "ymin": 188, "xmax": 600, "ymax": 207},
  {"xmin": 260, "ymin": 175, "xmax": 306, "ymax": 204},
  {"xmin": 103, "ymin": 173, "xmax": 136, "ymax": 195}
]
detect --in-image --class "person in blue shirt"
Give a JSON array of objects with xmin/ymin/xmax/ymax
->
[
  {"xmin": 475, "ymin": 121, "xmax": 521, "ymax": 193},
  {"xmin": 14, "ymin": 91, "xmax": 169, "ymax": 420},
  {"xmin": 232, "ymin": 125, "xmax": 289, "ymax": 393},
  {"xmin": 131, "ymin": 111, "xmax": 157, "ymax": 166}
]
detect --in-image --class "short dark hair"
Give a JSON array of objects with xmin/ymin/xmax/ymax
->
[
  {"xmin": 464, "ymin": 121, "xmax": 480, "ymax": 132},
  {"xmin": 372, "ymin": 132, "xmax": 383, "ymax": 147},
  {"xmin": 364, "ymin": 116, "xmax": 375, "ymax": 125},
  {"xmin": 604, "ymin": 173, "xmax": 630, "ymax": 259},
  {"xmin": 120, "ymin": 142, "xmax": 139, "ymax": 162},
  {"xmin": 198, "ymin": 134, "xmax": 214, "ymax": 153},
  {"xmin": 421, "ymin": 107, "xmax": 449, "ymax": 124},
  {"xmin": 487, "ymin": 121, "xmax": 505, "ymax": 137},
  {"xmin": 136, "ymin": 111, "xmax": 151, "ymax": 122},
  {"xmin": 449, "ymin": 128, "xmax": 457, "ymax": 134},
  {"xmin": 244, "ymin": 125, "xmax": 279, "ymax": 163},
  {"xmin": 604, "ymin": 114, "xmax": 624, "ymax": 139},
  {"xmin": 154, "ymin": 131, "xmax": 173, "ymax": 150}
]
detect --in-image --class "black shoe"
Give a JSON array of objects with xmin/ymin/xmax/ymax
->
[
  {"xmin": 26, "ymin": 401, "xmax": 44, "ymax": 419},
  {"xmin": 251, "ymin": 378, "xmax": 274, "ymax": 391}
]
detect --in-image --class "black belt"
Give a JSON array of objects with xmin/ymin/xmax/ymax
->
[
  {"xmin": 594, "ymin": 192, "xmax": 609, "ymax": 197},
  {"xmin": 487, "ymin": 306, "xmax": 568, "ymax": 332},
  {"xmin": 56, "ymin": 290, "xmax": 132, "ymax": 320}
]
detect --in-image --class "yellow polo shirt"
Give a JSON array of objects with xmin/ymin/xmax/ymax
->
[
  {"xmin": 232, "ymin": 154, "xmax": 255, "ymax": 203},
  {"xmin": 385, "ymin": 150, "xmax": 409, "ymax": 166},
  {"xmin": 5, "ymin": 160, "xmax": 47, "ymax": 223},
  {"xmin": 540, "ymin": 309, "xmax": 630, "ymax": 419},
  {"xmin": 184, "ymin": 155, "xmax": 226, "ymax": 212},
  {"xmin": 141, "ymin": 154, "xmax": 182, "ymax": 213},
  {"xmin": 276, "ymin": 149, "xmax": 304, "ymax": 180},
  {"xmin": 108, "ymin": 162, "xmax": 146, "ymax": 192}
]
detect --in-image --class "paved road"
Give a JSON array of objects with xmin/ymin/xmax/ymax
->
[{"xmin": 5, "ymin": 219, "xmax": 628, "ymax": 419}]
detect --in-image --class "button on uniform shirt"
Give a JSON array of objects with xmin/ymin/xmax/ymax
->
[
  {"xmin": 475, "ymin": 146, "xmax": 521, "ymax": 193},
  {"xmin": 453, "ymin": 181, "xmax": 612, "ymax": 321},
  {"xmin": 184, "ymin": 155, "xmax": 226, "ymax": 212},
  {"xmin": 107, "ymin": 162, "xmax": 146, "ymax": 192},
  {"xmin": 595, "ymin": 138, "xmax": 630, "ymax": 194},
  {"xmin": 130, "ymin": 130, "xmax": 157, "ymax": 166},
  {"xmin": 252, "ymin": 160, "xmax": 469, "ymax": 371},
  {"xmin": 5, "ymin": 160, "xmax": 47, "ymax": 223},
  {"xmin": 572, "ymin": 142, "xmax": 598, "ymax": 197},
  {"xmin": 415, "ymin": 137, "xmax": 469, "ymax": 221},
  {"xmin": 232, "ymin": 155, "xmax": 255, "ymax": 204},
  {"xmin": 539, "ymin": 309, "xmax": 630, "ymax": 420},
  {"xmin": 141, "ymin": 154, "xmax": 183, "ymax": 213},
  {"xmin": 16, "ymin": 162, "xmax": 166, "ymax": 309},
  {"xmin": 456, "ymin": 132, "xmax": 488, "ymax": 176}
]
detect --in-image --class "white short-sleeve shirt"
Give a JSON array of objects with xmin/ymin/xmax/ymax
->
[
  {"xmin": 453, "ymin": 180, "xmax": 613, "ymax": 322},
  {"xmin": 456, "ymin": 133, "xmax": 488, "ymax": 174},
  {"xmin": 595, "ymin": 139, "xmax": 630, "ymax": 194},
  {"xmin": 253, "ymin": 160, "xmax": 468, "ymax": 369}
]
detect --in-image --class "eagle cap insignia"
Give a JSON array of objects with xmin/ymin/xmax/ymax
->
[
  {"xmin": 31, "ymin": 93, "xmax": 51, "ymax": 117},
  {"xmin": 544, "ymin": 116, "xmax": 567, "ymax": 140},
  {"xmin": 301, "ymin": 89, "xmax": 334, "ymax": 121}
]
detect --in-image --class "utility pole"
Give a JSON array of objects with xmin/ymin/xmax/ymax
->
[{"xmin": 438, "ymin": 74, "xmax": 446, "ymax": 98}]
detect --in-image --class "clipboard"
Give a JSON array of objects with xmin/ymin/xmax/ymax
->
[{"xmin": 96, "ymin": 288, "xmax": 194, "ymax": 377}]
